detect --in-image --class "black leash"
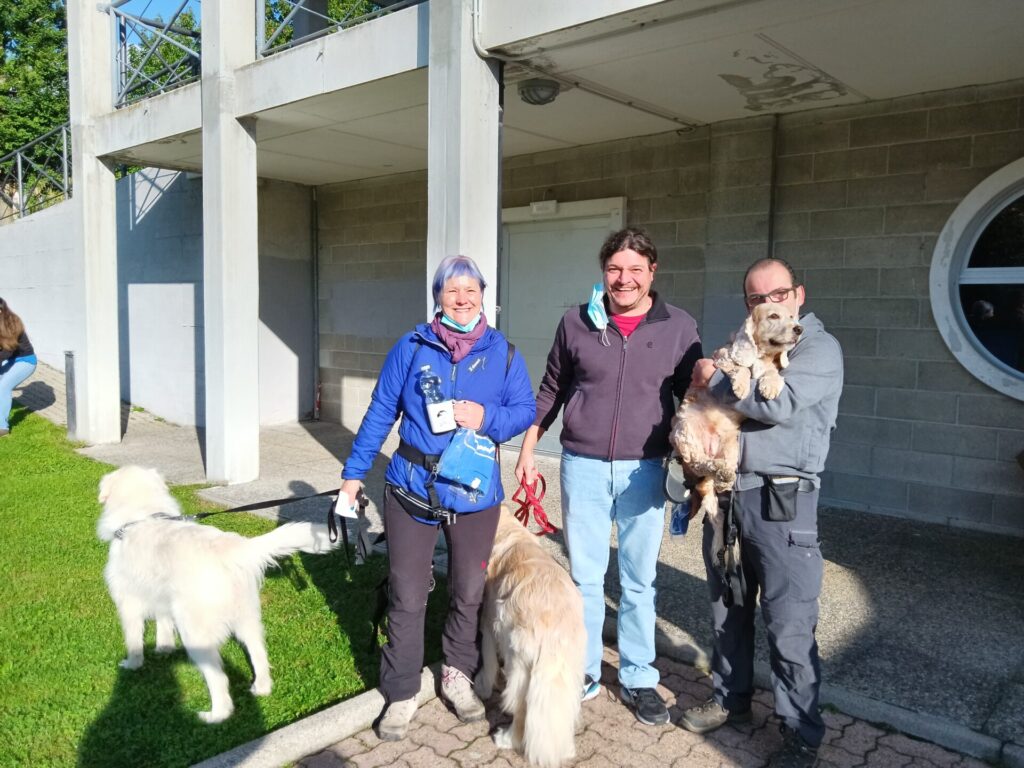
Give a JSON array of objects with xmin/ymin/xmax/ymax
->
[
  {"xmin": 327, "ymin": 489, "xmax": 374, "ymax": 566},
  {"xmin": 191, "ymin": 488, "xmax": 341, "ymax": 520},
  {"xmin": 189, "ymin": 487, "xmax": 372, "ymax": 567}
]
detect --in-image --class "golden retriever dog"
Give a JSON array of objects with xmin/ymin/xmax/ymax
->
[
  {"xmin": 97, "ymin": 465, "xmax": 335, "ymax": 723},
  {"xmin": 671, "ymin": 303, "xmax": 802, "ymax": 564},
  {"xmin": 475, "ymin": 507, "xmax": 585, "ymax": 768}
]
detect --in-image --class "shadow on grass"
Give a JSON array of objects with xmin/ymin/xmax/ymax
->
[{"xmin": 77, "ymin": 648, "xmax": 267, "ymax": 768}]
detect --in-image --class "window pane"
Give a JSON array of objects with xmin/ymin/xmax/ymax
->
[
  {"xmin": 960, "ymin": 284, "xmax": 1024, "ymax": 372},
  {"xmin": 968, "ymin": 196, "xmax": 1024, "ymax": 268}
]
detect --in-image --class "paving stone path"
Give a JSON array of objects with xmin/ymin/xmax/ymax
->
[{"xmin": 298, "ymin": 651, "xmax": 986, "ymax": 768}]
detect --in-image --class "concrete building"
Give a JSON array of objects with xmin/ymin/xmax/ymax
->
[{"xmin": 1, "ymin": 0, "xmax": 1023, "ymax": 530}]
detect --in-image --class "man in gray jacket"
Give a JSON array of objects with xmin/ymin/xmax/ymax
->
[
  {"xmin": 515, "ymin": 227, "xmax": 702, "ymax": 727},
  {"xmin": 680, "ymin": 258, "xmax": 843, "ymax": 768}
]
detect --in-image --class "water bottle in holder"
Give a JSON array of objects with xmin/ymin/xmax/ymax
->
[{"xmin": 419, "ymin": 364, "xmax": 456, "ymax": 433}]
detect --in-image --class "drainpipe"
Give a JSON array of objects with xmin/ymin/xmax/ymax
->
[{"xmin": 311, "ymin": 185, "xmax": 321, "ymax": 420}]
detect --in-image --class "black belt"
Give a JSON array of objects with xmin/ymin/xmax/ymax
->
[
  {"xmin": 394, "ymin": 440, "xmax": 457, "ymax": 524},
  {"xmin": 396, "ymin": 440, "xmax": 441, "ymax": 472}
]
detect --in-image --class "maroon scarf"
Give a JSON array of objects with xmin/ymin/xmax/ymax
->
[{"xmin": 431, "ymin": 313, "xmax": 488, "ymax": 363}]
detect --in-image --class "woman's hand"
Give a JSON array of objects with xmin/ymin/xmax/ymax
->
[
  {"xmin": 339, "ymin": 479, "xmax": 362, "ymax": 510},
  {"xmin": 453, "ymin": 399, "xmax": 485, "ymax": 430}
]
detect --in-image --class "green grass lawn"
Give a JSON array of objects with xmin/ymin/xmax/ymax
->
[{"xmin": 0, "ymin": 406, "xmax": 445, "ymax": 768}]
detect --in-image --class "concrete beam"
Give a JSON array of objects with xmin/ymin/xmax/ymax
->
[
  {"xmin": 235, "ymin": 4, "xmax": 428, "ymax": 117},
  {"xmin": 427, "ymin": 0, "xmax": 501, "ymax": 319},
  {"xmin": 201, "ymin": 0, "xmax": 261, "ymax": 483},
  {"xmin": 478, "ymin": 0, "xmax": 678, "ymax": 51},
  {"xmin": 66, "ymin": 0, "xmax": 121, "ymax": 444},
  {"xmin": 93, "ymin": 84, "xmax": 202, "ymax": 159}
]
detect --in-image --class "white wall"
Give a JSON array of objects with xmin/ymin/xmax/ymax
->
[
  {"xmin": 0, "ymin": 168, "xmax": 315, "ymax": 427},
  {"xmin": 0, "ymin": 201, "xmax": 82, "ymax": 371}
]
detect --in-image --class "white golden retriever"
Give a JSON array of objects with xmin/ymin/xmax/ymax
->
[
  {"xmin": 671, "ymin": 303, "xmax": 802, "ymax": 564},
  {"xmin": 97, "ymin": 465, "xmax": 335, "ymax": 723},
  {"xmin": 475, "ymin": 507, "xmax": 585, "ymax": 768}
]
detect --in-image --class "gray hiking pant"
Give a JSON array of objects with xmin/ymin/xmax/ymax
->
[
  {"xmin": 702, "ymin": 483, "xmax": 826, "ymax": 747},
  {"xmin": 378, "ymin": 485, "xmax": 499, "ymax": 702}
]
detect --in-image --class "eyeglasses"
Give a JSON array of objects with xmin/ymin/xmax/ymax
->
[{"xmin": 745, "ymin": 286, "xmax": 797, "ymax": 308}]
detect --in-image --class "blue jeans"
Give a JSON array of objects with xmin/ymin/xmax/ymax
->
[
  {"xmin": 560, "ymin": 449, "xmax": 665, "ymax": 689},
  {"xmin": 0, "ymin": 358, "xmax": 37, "ymax": 430}
]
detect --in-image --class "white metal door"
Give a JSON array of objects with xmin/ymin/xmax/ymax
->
[{"xmin": 498, "ymin": 198, "xmax": 625, "ymax": 454}]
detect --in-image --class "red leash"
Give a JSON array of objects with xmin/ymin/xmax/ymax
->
[{"xmin": 512, "ymin": 474, "xmax": 558, "ymax": 536}]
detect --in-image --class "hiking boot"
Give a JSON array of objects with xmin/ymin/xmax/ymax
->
[
  {"xmin": 767, "ymin": 725, "xmax": 819, "ymax": 768},
  {"xmin": 680, "ymin": 698, "xmax": 752, "ymax": 734},
  {"xmin": 441, "ymin": 664, "xmax": 486, "ymax": 722},
  {"xmin": 582, "ymin": 674, "xmax": 602, "ymax": 702},
  {"xmin": 376, "ymin": 698, "xmax": 417, "ymax": 741},
  {"xmin": 619, "ymin": 685, "xmax": 670, "ymax": 726}
]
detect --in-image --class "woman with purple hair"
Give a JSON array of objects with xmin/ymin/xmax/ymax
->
[{"xmin": 339, "ymin": 255, "xmax": 535, "ymax": 741}]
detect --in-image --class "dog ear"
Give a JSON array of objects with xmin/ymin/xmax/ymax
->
[
  {"xmin": 98, "ymin": 472, "xmax": 114, "ymax": 503},
  {"xmin": 729, "ymin": 315, "xmax": 758, "ymax": 367}
]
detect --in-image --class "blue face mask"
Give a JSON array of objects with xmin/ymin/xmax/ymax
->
[
  {"xmin": 587, "ymin": 283, "xmax": 608, "ymax": 330},
  {"xmin": 440, "ymin": 312, "xmax": 482, "ymax": 333}
]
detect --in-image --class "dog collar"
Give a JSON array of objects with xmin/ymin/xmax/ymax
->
[{"xmin": 112, "ymin": 512, "xmax": 186, "ymax": 540}]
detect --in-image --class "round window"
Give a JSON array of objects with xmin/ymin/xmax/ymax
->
[{"xmin": 930, "ymin": 158, "xmax": 1024, "ymax": 400}]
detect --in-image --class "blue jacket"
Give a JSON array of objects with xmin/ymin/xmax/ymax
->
[{"xmin": 342, "ymin": 323, "xmax": 536, "ymax": 515}]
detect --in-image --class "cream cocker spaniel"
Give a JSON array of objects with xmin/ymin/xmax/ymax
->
[{"xmin": 670, "ymin": 303, "xmax": 803, "ymax": 565}]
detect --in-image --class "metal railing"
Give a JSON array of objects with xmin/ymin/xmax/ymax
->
[
  {"xmin": 0, "ymin": 124, "xmax": 72, "ymax": 224},
  {"xmin": 258, "ymin": 0, "xmax": 424, "ymax": 57},
  {"xmin": 110, "ymin": 0, "xmax": 202, "ymax": 108}
]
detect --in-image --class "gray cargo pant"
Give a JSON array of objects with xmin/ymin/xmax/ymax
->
[{"xmin": 701, "ymin": 482, "xmax": 826, "ymax": 747}]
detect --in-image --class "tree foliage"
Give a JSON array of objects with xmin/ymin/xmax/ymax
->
[{"xmin": 0, "ymin": 0, "xmax": 68, "ymax": 158}]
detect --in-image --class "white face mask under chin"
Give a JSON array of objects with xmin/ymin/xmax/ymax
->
[{"xmin": 587, "ymin": 283, "xmax": 611, "ymax": 346}]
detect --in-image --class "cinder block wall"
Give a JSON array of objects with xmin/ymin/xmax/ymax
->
[
  {"xmin": 316, "ymin": 78, "xmax": 1024, "ymax": 533},
  {"xmin": 315, "ymin": 173, "xmax": 428, "ymax": 428},
  {"xmin": 773, "ymin": 81, "xmax": 1024, "ymax": 531}
]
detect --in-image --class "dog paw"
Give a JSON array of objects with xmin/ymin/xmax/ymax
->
[
  {"xmin": 492, "ymin": 726, "xmax": 514, "ymax": 750},
  {"xmin": 119, "ymin": 656, "xmax": 143, "ymax": 670},
  {"xmin": 758, "ymin": 373, "xmax": 784, "ymax": 400},
  {"xmin": 154, "ymin": 644, "xmax": 176, "ymax": 655},
  {"xmin": 250, "ymin": 678, "xmax": 272, "ymax": 697},
  {"xmin": 731, "ymin": 379, "xmax": 750, "ymax": 399},
  {"xmin": 198, "ymin": 708, "xmax": 232, "ymax": 724}
]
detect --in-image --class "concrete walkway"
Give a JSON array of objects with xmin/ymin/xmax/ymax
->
[{"xmin": 14, "ymin": 364, "xmax": 1024, "ymax": 768}]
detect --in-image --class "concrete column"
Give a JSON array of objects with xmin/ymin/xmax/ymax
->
[
  {"xmin": 202, "ymin": 0, "xmax": 260, "ymax": 483},
  {"xmin": 66, "ymin": 0, "xmax": 121, "ymax": 444},
  {"xmin": 427, "ymin": 0, "xmax": 501, "ymax": 319}
]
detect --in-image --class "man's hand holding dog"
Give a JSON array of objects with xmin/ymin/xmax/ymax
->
[{"xmin": 690, "ymin": 358, "xmax": 717, "ymax": 389}]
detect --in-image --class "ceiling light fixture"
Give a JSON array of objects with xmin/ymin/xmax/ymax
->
[{"xmin": 517, "ymin": 78, "xmax": 561, "ymax": 106}]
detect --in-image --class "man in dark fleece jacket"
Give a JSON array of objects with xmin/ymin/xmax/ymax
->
[
  {"xmin": 680, "ymin": 258, "xmax": 843, "ymax": 768},
  {"xmin": 515, "ymin": 228, "xmax": 702, "ymax": 728}
]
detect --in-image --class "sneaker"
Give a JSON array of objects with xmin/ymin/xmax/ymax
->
[
  {"xmin": 377, "ymin": 698, "xmax": 417, "ymax": 741},
  {"xmin": 619, "ymin": 685, "xmax": 670, "ymax": 726},
  {"xmin": 441, "ymin": 664, "xmax": 486, "ymax": 722},
  {"xmin": 680, "ymin": 698, "xmax": 752, "ymax": 734},
  {"xmin": 767, "ymin": 726, "xmax": 819, "ymax": 768},
  {"xmin": 582, "ymin": 675, "xmax": 602, "ymax": 702}
]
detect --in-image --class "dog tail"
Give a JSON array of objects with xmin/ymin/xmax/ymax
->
[
  {"xmin": 243, "ymin": 522, "xmax": 336, "ymax": 572},
  {"xmin": 522, "ymin": 632, "xmax": 584, "ymax": 768}
]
